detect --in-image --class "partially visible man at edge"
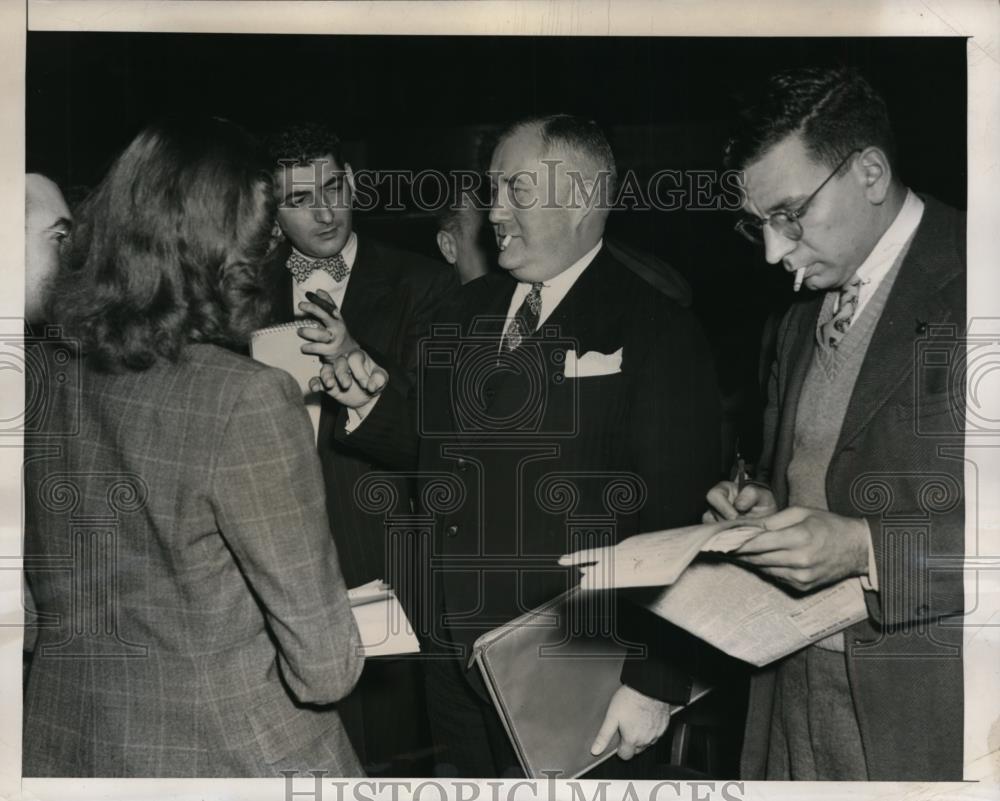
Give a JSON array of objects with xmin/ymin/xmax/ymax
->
[
  {"xmin": 22, "ymin": 173, "xmax": 73, "ymax": 684},
  {"xmin": 25, "ymin": 173, "xmax": 72, "ymax": 324}
]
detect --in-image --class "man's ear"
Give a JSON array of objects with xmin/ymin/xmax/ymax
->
[
  {"xmin": 436, "ymin": 230, "xmax": 458, "ymax": 264},
  {"xmin": 345, "ymin": 162, "xmax": 357, "ymax": 196},
  {"xmin": 856, "ymin": 146, "xmax": 893, "ymax": 204},
  {"xmin": 569, "ymin": 174, "xmax": 603, "ymax": 230}
]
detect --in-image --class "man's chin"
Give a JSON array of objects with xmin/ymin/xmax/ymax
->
[
  {"xmin": 302, "ymin": 241, "xmax": 346, "ymax": 259},
  {"xmin": 498, "ymin": 252, "xmax": 523, "ymax": 273},
  {"xmin": 503, "ymin": 263, "xmax": 535, "ymax": 283}
]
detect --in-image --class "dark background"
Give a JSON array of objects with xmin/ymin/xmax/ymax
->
[{"xmin": 26, "ymin": 33, "xmax": 967, "ymax": 464}]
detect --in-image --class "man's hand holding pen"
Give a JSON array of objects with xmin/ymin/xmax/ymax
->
[
  {"xmin": 704, "ymin": 470, "xmax": 872, "ymax": 594},
  {"xmin": 703, "ymin": 454, "xmax": 778, "ymax": 523},
  {"xmin": 299, "ymin": 289, "xmax": 389, "ymax": 410},
  {"xmin": 703, "ymin": 481, "xmax": 778, "ymax": 522}
]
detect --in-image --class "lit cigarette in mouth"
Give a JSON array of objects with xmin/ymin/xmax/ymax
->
[
  {"xmin": 793, "ymin": 267, "xmax": 805, "ymax": 292},
  {"xmin": 500, "ymin": 233, "xmax": 512, "ymax": 251}
]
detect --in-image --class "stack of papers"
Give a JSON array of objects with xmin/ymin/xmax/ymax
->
[
  {"xmin": 559, "ymin": 519, "xmax": 868, "ymax": 667},
  {"xmin": 348, "ymin": 580, "xmax": 420, "ymax": 658},
  {"xmin": 562, "ymin": 518, "xmax": 765, "ymax": 589}
]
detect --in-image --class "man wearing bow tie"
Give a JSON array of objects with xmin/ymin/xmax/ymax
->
[
  {"xmin": 258, "ymin": 122, "xmax": 455, "ymax": 776},
  {"xmin": 332, "ymin": 114, "xmax": 723, "ymax": 777},
  {"xmin": 704, "ymin": 67, "xmax": 966, "ymax": 780}
]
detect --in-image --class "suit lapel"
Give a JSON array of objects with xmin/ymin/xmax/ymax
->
[
  {"xmin": 541, "ymin": 247, "xmax": 618, "ymax": 353},
  {"xmin": 773, "ymin": 299, "xmax": 821, "ymax": 502},
  {"xmin": 440, "ymin": 274, "xmax": 515, "ymax": 439},
  {"xmin": 339, "ymin": 236, "xmax": 394, "ymax": 336},
  {"xmin": 479, "ymin": 249, "xmax": 616, "ymax": 429},
  {"xmin": 836, "ymin": 203, "xmax": 961, "ymax": 450}
]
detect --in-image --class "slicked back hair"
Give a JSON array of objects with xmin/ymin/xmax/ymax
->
[
  {"xmin": 724, "ymin": 66, "xmax": 897, "ymax": 173},
  {"xmin": 496, "ymin": 114, "xmax": 618, "ymax": 208}
]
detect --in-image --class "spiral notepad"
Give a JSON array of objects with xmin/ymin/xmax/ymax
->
[{"xmin": 249, "ymin": 320, "xmax": 323, "ymax": 394}]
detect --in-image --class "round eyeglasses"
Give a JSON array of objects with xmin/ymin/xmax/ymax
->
[{"xmin": 734, "ymin": 149, "xmax": 861, "ymax": 244}]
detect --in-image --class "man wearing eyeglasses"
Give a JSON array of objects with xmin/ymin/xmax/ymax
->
[{"xmin": 705, "ymin": 67, "xmax": 966, "ymax": 780}]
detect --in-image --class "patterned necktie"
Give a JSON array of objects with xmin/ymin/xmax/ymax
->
[
  {"xmin": 819, "ymin": 277, "xmax": 863, "ymax": 348},
  {"xmin": 502, "ymin": 282, "xmax": 544, "ymax": 352},
  {"xmin": 286, "ymin": 251, "xmax": 349, "ymax": 283}
]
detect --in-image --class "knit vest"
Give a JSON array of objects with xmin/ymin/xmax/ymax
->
[{"xmin": 786, "ymin": 239, "xmax": 913, "ymax": 650}]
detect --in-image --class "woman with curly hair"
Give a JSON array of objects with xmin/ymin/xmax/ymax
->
[{"xmin": 23, "ymin": 117, "xmax": 364, "ymax": 777}]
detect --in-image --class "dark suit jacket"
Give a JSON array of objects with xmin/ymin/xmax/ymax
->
[
  {"xmin": 348, "ymin": 244, "xmax": 723, "ymax": 703},
  {"xmin": 260, "ymin": 236, "xmax": 456, "ymax": 587},
  {"xmin": 742, "ymin": 196, "xmax": 966, "ymax": 780},
  {"xmin": 23, "ymin": 344, "xmax": 363, "ymax": 777}
]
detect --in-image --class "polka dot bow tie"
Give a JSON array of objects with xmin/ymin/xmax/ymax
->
[{"xmin": 286, "ymin": 251, "xmax": 349, "ymax": 283}]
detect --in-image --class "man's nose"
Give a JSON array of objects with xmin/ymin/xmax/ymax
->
[
  {"xmin": 762, "ymin": 225, "xmax": 797, "ymax": 265},
  {"xmin": 313, "ymin": 203, "xmax": 335, "ymax": 224},
  {"xmin": 488, "ymin": 191, "xmax": 511, "ymax": 226}
]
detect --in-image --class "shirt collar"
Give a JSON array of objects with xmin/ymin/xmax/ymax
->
[
  {"xmin": 852, "ymin": 189, "xmax": 924, "ymax": 291},
  {"xmin": 544, "ymin": 238, "xmax": 603, "ymax": 296},
  {"xmin": 290, "ymin": 231, "xmax": 359, "ymax": 271},
  {"xmin": 511, "ymin": 238, "xmax": 603, "ymax": 326}
]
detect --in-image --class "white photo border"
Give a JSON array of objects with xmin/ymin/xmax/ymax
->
[{"xmin": 4, "ymin": 1, "xmax": 998, "ymax": 799}]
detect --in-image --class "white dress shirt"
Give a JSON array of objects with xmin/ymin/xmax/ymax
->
[
  {"xmin": 500, "ymin": 238, "xmax": 604, "ymax": 345},
  {"xmin": 836, "ymin": 189, "xmax": 924, "ymax": 320},
  {"xmin": 289, "ymin": 232, "xmax": 359, "ymax": 441},
  {"xmin": 290, "ymin": 231, "xmax": 359, "ymax": 315},
  {"xmin": 349, "ymin": 239, "xmax": 606, "ymax": 435}
]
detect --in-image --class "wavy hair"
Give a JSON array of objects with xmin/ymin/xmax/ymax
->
[
  {"xmin": 50, "ymin": 117, "xmax": 276, "ymax": 371},
  {"xmin": 724, "ymin": 66, "xmax": 897, "ymax": 172}
]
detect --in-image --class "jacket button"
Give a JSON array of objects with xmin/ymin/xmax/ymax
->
[{"xmin": 446, "ymin": 524, "xmax": 459, "ymax": 538}]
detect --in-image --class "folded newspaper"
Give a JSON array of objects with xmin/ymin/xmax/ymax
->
[{"xmin": 559, "ymin": 518, "xmax": 868, "ymax": 667}]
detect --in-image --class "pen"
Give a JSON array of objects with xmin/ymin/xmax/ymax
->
[
  {"xmin": 731, "ymin": 439, "xmax": 750, "ymax": 491},
  {"xmin": 735, "ymin": 456, "xmax": 749, "ymax": 491}
]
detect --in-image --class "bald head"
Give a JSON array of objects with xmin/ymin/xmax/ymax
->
[{"xmin": 26, "ymin": 174, "xmax": 71, "ymax": 322}]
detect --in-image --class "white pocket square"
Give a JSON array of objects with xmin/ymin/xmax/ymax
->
[{"xmin": 564, "ymin": 347, "xmax": 623, "ymax": 378}]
